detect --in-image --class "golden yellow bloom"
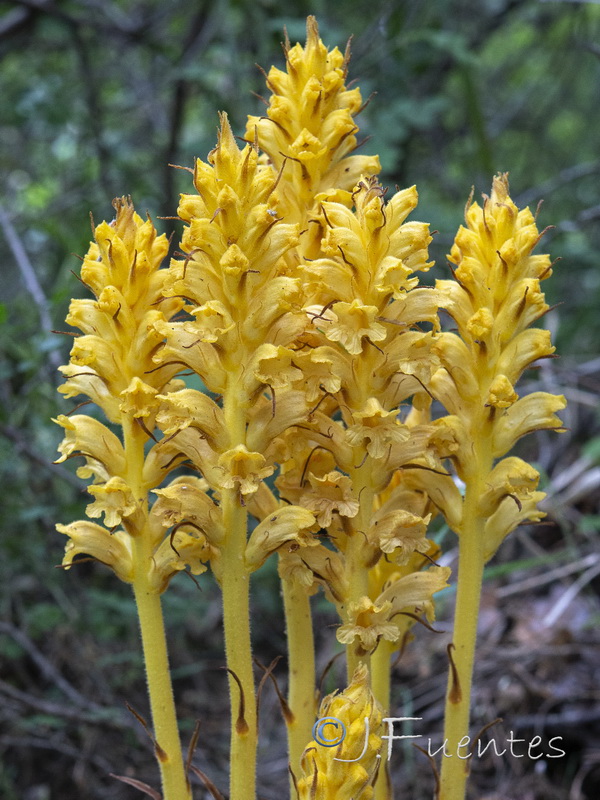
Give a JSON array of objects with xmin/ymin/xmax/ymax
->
[
  {"xmin": 429, "ymin": 173, "xmax": 566, "ymax": 559},
  {"xmin": 58, "ymin": 521, "xmax": 134, "ymax": 584},
  {"xmin": 151, "ymin": 476, "xmax": 223, "ymax": 543},
  {"xmin": 58, "ymin": 198, "xmax": 182, "ymax": 423},
  {"xmin": 345, "ymin": 398, "xmax": 410, "ymax": 459},
  {"xmin": 246, "ymin": 16, "xmax": 380, "ymax": 257},
  {"xmin": 369, "ymin": 508, "xmax": 432, "ymax": 558},
  {"xmin": 273, "ymin": 175, "xmax": 445, "ymax": 702},
  {"xmin": 86, "ymin": 477, "xmax": 139, "ymax": 529},
  {"xmin": 217, "ymin": 445, "xmax": 275, "ymax": 496},
  {"xmin": 313, "ymin": 299, "xmax": 387, "ymax": 355},
  {"xmin": 56, "ymin": 198, "xmax": 210, "ymax": 590},
  {"xmin": 54, "ymin": 413, "xmax": 125, "ymax": 481},
  {"xmin": 296, "ymin": 665, "xmax": 383, "ymax": 800}
]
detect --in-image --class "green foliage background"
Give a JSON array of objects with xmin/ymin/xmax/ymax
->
[{"xmin": 1, "ymin": 1, "xmax": 599, "ymax": 798}]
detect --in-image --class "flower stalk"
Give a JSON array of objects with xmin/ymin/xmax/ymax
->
[
  {"xmin": 430, "ymin": 175, "xmax": 566, "ymax": 800},
  {"xmin": 248, "ymin": 16, "xmax": 381, "ymax": 773},
  {"xmin": 55, "ymin": 199, "xmax": 195, "ymax": 799}
]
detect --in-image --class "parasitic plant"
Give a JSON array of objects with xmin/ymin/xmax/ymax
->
[
  {"xmin": 53, "ymin": 18, "xmax": 565, "ymax": 800},
  {"xmin": 55, "ymin": 198, "xmax": 196, "ymax": 799}
]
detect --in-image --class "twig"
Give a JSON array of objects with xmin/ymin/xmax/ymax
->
[
  {"xmin": 0, "ymin": 677, "xmax": 133, "ymax": 730},
  {"xmin": 0, "ymin": 620, "xmax": 101, "ymax": 711},
  {"xmin": 541, "ymin": 559, "xmax": 600, "ymax": 629},
  {"xmin": 496, "ymin": 553, "xmax": 600, "ymax": 599},
  {"xmin": 0, "ymin": 201, "xmax": 61, "ymax": 368},
  {"xmin": 515, "ymin": 161, "xmax": 600, "ymax": 207}
]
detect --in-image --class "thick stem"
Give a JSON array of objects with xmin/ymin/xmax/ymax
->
[
  {"xmin": 220, "ymin": 372, "xmax": 257, "ymax": 800},
  {"xmin": 125, "ymin": 419, "xmax": 191, "ymax": 800},
  {"xmin": 133, "ymin": 580, "xmax": 192, "ymax": 800},
  {"xmin": 438, "ymin": 457, "xmax": 488, "ymax": 800},
  {"xmin": 282, "ymin": 575, "xmax": 316, "ymax": 776},
  {"xmin": 221, "ymin": 489, "xmax": 257, "ymax": 800},
  {"xmin": 372, "ymin": 641, "xmax": 393, "ymax": 800}
]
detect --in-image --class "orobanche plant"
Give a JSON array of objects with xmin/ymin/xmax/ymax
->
[{"xmin": 54, "ymin": 17, "xmax": 565, "ymax": 800}]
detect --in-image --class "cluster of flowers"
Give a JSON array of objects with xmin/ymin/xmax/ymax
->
[{"xmin": 54, "ymin": 18, "xmax": 565, "ymax": 800}]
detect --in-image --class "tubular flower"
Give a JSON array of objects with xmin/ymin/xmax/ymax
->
[
  {"xmin": 55, "ymin": 198, "xmax": 212, "ymax": 591},
  {"xmin": 429, "ymin": 173, "xmax": 566, "ymax": 559},
  {"xmin": 246, "ymin": 16, "xmax": 380, "ymax": 259},
  {"xmin": 296, "ymin": 665, "xmax": 383, "ymax": 800},
  {"xmin": 337, "ymin": 564, "xmax": 450, "ymax": 655}
]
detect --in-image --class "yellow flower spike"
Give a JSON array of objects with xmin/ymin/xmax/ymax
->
[
  {"xmin": 285, "ymin": 177, "xmax": 441, "ymax": 738},
  {"xmin": 432, "ymin": 175, "xmax": 566, "ymax": 800},
  {"xmin": 296, "ymin": 664, "xmax": 383, "ymax": 800},
  {"xmin": 158, "ymin": 112, "xmax": 318, "ymax": 800},
  {"xmin": 56, "ymin": 198, "xmax": 193, "ymax": 800},
  {"xmin": 247, "ymin": 26, "xmax": 381, "ymax": 772},
  {"xmin": 246, "ymin": 16, "xmax": 380, "ymax": 259}
]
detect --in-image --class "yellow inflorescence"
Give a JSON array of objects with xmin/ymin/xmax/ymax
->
[
  {"xmin": 296, "ymin": 665, "xmax": 383, "ymax": 800},
  {"xmin": 429, "ymin": 173, "xmax": 566, "ymax": 560},
  {"xmin": 153, "ymin": 114, "xmax": 320, "ymax": 580},
  {"xmin": 54, "ymin": 18, "xmax": 567, "ymax": 800},
  {"xmin": 55, "ymin": 198, "xmax": 215, "ymax": 592},
  {"xmin": 247, "ymin": 16, "xmax": 380, "ymax": 259},
  {"xmin": 276, "ymin": 177, "xmax": 449, "ymax": 671}
]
